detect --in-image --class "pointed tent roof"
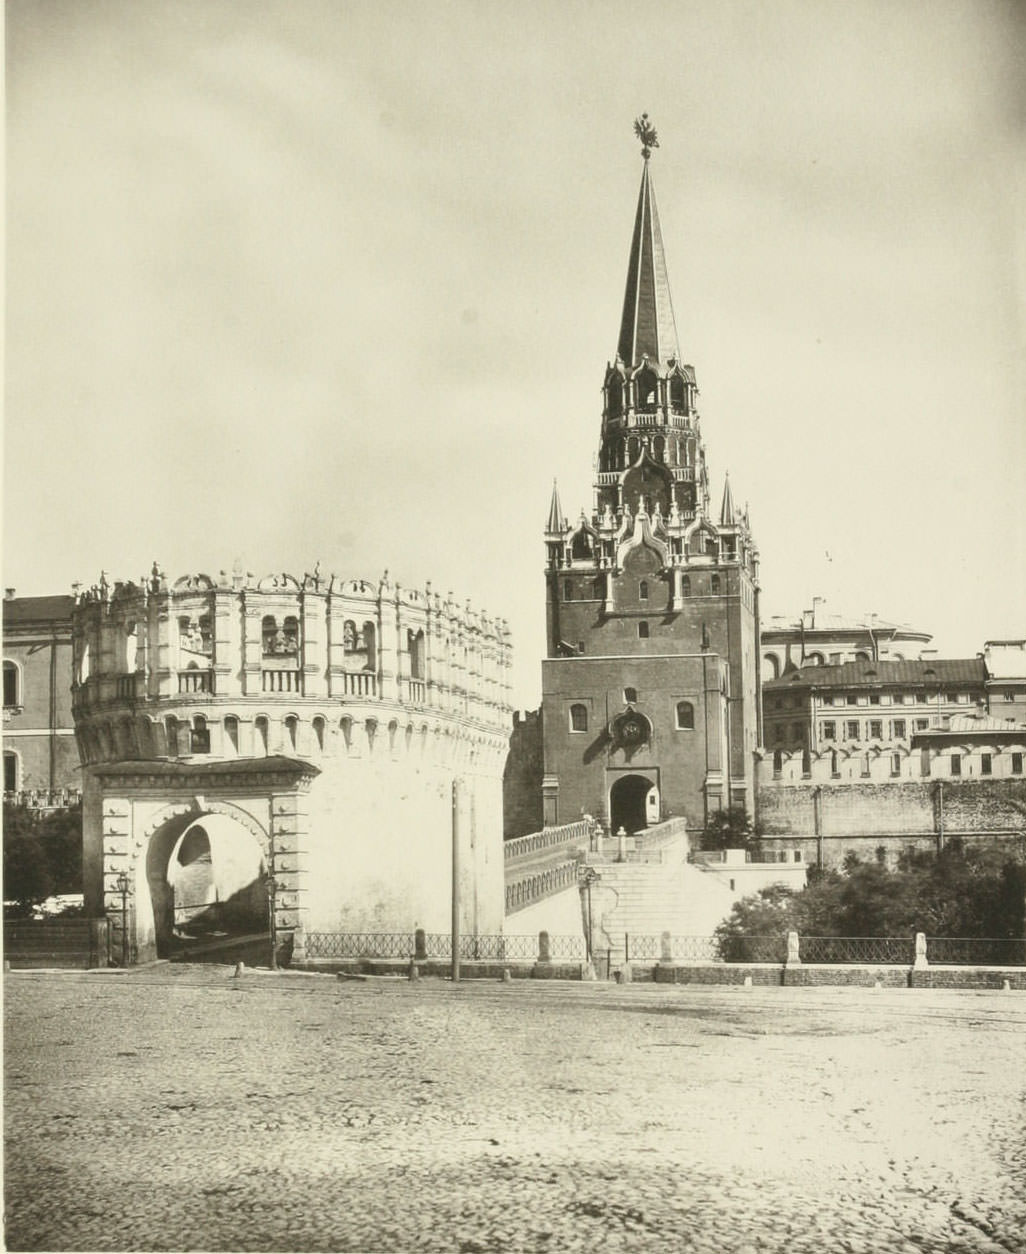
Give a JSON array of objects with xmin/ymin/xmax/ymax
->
[
  {"xmin": 719, "ymin": 473, "xmax": 735, "ymax": 526},
  {"xmin": 616, "ymin": 156, "xmax": 680, "ymax": 368},
  {"xmin": 546, "ymin": 480, "xmax": 565, "ymax": 533}
]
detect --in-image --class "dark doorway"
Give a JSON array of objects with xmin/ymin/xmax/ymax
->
[{"xmin": 609, "ymin": 774, "xmax": 652, "ymax": 835}]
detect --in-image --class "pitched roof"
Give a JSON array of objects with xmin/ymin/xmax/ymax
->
[
  {"xmin": 616, "ymin": 158, "xmax": 680, "ymax": 368},
  {"xmin": 765, "ymin": 657, "xmax": 987, "ymax": 691},
  {"xmin": 2, "ymin": 595, "xmax": 75, "ymax": 627}
]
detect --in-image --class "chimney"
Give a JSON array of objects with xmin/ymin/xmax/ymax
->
[{"xmin": 4, "ymin": 588, "xmax": 15, "ymax": 601}]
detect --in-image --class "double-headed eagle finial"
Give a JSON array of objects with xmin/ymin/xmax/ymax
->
[{"xmin": 634, "ymin": 113, "xmax": 659, "ymax": 159}]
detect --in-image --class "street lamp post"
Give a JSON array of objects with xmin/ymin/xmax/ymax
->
[
  {"xmin": 580, "ymin": 866, "xmax": 601, "ymax": 963},
  {"xmin": 115, "ymin": 871, "xmax": 130, "ymax": 968},
  {"xmin": 266, "ymin": 872, "xmax": 279, "ymax": 970}
]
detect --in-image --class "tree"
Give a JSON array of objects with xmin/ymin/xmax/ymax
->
[
  {"xmin": 701, "ymin": 806, "xmax": 756, "ymax": 852},
  {"xmin": 714, "ymin": 841, "xmax": 1026, "ymax": 950},
  {"xmin": 3, "ymin": 803, "xmax": 83, "ymax": 917}
]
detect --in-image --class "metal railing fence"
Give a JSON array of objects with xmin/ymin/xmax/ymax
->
[
  {"xmin": 799, "ymin": 936, "xmax": 914, "ymax": 965},
  {"xmin": 302, "ymin": 931, "xmax": 586, "ymax": 963},
  {"xmin": 926, "ymin": 937, "xmax": 1026, "ymax": 966}
]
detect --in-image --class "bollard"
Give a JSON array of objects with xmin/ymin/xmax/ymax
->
[
  {"xmin": 743, "ymin": 975, "xmax": 753, "ymax": 988},
  {"xmin": 660, "ymin": 931, "xmax": 673, "ymax": 964},
  {"xmin": 873, "ymin": 980, "xmax": 882, "ymax": 990},
  {"xmin": 502, "ymin": 967, "xmax": 513, "ymax": 983},
  {"xmin": 1003, "ymin": 979, "xmax": 1011, "ymax": 991},
  {"xmin": 414, "ymin": 928, "xmax": 426, "ymax": 961},
  {"xmin": 620, "ymin": 961, "xmax": 633, "ymax": 984},
  {"xmin": 408, "ymin": 958, "xmax": 420, "ymax": 981},
  {"xmin": 233, "ymin": 962, "xmax": 245, "ymax": 978}
]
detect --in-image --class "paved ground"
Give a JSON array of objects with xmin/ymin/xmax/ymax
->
[{"xmin": 4, "ymin": 967, "xmax": 1025, "ymax": 1253}]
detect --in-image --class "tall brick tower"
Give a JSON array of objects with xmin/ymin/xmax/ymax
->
[{"xmin": 541, "ymin": 117, "xmax": 761, "ymax": 834}]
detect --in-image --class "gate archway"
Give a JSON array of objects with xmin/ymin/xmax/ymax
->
[
  {"xmin": 609, "ymin": 774, "xmax": 656, "ymax": 835},
  {"xmin": 143, "ymin": 809, "xmax": 269, "ymax": 958}
]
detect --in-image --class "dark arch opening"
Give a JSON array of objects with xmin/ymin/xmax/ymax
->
[{"xmin": 610, "ymin": 774, "xmax": 654, "ymax": 835}]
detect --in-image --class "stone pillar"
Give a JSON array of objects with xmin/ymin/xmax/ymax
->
[
  {"xmin": 212, "ymin": 588, "xmax": 239, "ymax": 696},
  {"xmin": 301, "ymin": 589, "xmax": 326, "ymax": 698},
  {"xmin": 242, "ymin": 600, "xmax": 264, "ymax": 698},
  {"xmin": 785, "ymin": 930, "xmax": 801, "ymax": 966},
  {"xmin": 913, "ymin": 932, "xmax": 928, "ymax": 970},
  {"xmin": 660, "ymin": 931, "xmax": 673, "ymax": 963},
  {"xmin": 101, "ymin": 796, "xmax": 136, "ymax": 962},
  {"xmin": 270, "ymin": 789, "xmax": 311, "ymax": 963}
]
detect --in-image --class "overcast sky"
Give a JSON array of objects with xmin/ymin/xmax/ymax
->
[{"xmin": 6, "ymin": 0, "xmax": 1025, "ymax": 707}]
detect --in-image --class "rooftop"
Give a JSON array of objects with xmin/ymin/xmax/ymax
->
[{"xmin": 765, "ymin": 658, "xmax": 987, "ymax": 691}]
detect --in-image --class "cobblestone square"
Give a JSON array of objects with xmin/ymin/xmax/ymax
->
[{"xmin": 4, "ymin": 968, "xmax": 1024, "ymax": 1252}]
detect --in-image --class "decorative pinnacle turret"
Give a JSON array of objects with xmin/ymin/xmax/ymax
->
[{"xmin": 634, "ymin": 113, "xmax": 659, "ymax": 160}]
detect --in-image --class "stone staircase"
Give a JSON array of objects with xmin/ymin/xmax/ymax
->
[{"xmin": 590, "ymin": 857, "xmax": 735, "ymax": 969}]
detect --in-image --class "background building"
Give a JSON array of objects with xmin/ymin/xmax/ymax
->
[
  {"xmin": 3, "ymin": 590, "xmax": 80, "ymax": 806},
  {"xmin": 540, "ymin": 128, "xmax": 761, "ymax": 835},
  {"xmin": 761, "ymin": 606, "xmax": 932, "ymax": 679},
  {"xmin": 73, "ymin": 566, "xmax": 513, "ymax": 963}
]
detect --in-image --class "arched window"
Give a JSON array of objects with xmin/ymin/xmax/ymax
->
[
  {"xmin": 261, "ymin": 615, "xmax": 278, "ymax": 655},
  {"xmin": 343, "ymin": 621, "xmax": 358, "ymax": 653},
  {"xmin": 773, "ymin": 749, "xmax": 783, "ymax": 777},
  {"xmin": 676, "ymin": 700, "xmax": 695, "ymax": 730},
  {"xmin": 313, "ymin": 716, "xmax": 326, "ymax": 753},
  {"xmin": 363, "ymin": 622, "xmax": 377, "ymax": 671},
  {"xmin": 285, "ymin": 714, "xmax": 298, "ymax": 751},
  {"xmin": 165, "ymin": 716, "xmax": 180, "ymax": 757},
  {"xmin": 624, "ymin": 687, "xmax": 638, "ymax": 704},
  {"xmin": 681, "ymin": 575, "xmax": 691, "ymax": 598},
  {"xmin": 282, "ymin": 616, "xmax": 300, "ymax": 653},
  {"xmin": 569, "ymin": 704, "xmax": 588, "ymax": 732},
  {"xmin": 635, "ymin": 368, "xmax": 658, "ymax": 409},
  {"xmin": 802, "ymin": 749, "xmax": 811, "ymax": 778},
  {"xmin": 190, "ymin": 715, "xmax": 210, "ymax": 754},
  {"xmin": 408, "ymin": 629, "xmax": 425, "ymax": 680},
  {"xmin": 3, "ymin": 661, "xmax": 19, "ymax": 708},
  {"xmin": 223, "ymin": 715, "xmax": 239, "ymax": 757},
  {"xmin": 340, "ymin": 716, "xmax": 353, "ymax": 751},
  {"xmin": 4, "ymin": 750, "xmax": 18, "ymax": 793},
  {"xmin": 669, "ymin": 374, "xmax": 687, "ymax": 410},
  {"xmin": 254, "ymin": 715, "xmax": 269, "ymax": 756},
  {"xmin": 711, "ymin": 574, "xmax": 721, "ymax": 595},
  {"xmin": 606, "ymin": 379, "xmax": 623, "ymax": 418},
  {"xmin": 639, "ymin": 580, "xmax": 649, "ymax": 601},
  {"xmin": 653, "ymin": 436, "xmax": 665, "ymax": 464}
]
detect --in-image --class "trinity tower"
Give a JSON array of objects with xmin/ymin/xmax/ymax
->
[{"xmin": 541, "ymin": 118, "xmax": 761, "ymax": 834}]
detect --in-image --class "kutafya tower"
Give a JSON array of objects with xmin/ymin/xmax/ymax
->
[{"xmin": 541, "ymin": 117, "xmax": 761, "ymax": 834}]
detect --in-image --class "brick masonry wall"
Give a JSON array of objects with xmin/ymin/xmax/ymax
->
[{"xmin": 503, "ymin": 710, "xmax": 543, "ymax": 839}]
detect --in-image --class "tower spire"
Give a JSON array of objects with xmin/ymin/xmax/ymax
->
[
  {"xmin": 719, "ymin": 473, "xmax": 736, "ymax": 526},
  {"xmin": 617, "ymin": 116, "xmax": 680, "ymax": 369},
  {"xmin": 546, "ymin": 480, "xmax": 565, "ymax": 533}
]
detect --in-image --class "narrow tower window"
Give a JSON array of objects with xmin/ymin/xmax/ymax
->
[
  {"xmin": 569, "ymin": 704, "xmax": 588, "ymax": 733},
  {"xmin": 638, "ymin": 622, "xmax": 649, "ymax": 639},
  {"xmin": 675, "ymin": 701, "xmax": 694, "ymax": 730}
]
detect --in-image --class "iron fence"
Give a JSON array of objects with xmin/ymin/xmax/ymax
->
[
  {"xmin": 926, "ymin": 937, "xmax": 1026, "ymax": 967},
  {"xmin": 302, "ymin": 932, "xmax": 585, "ymax": 962},
  {"xmin": 305, "ymin": 932, "xmax": 415, "ymax": 959},
  {"xmin": 799, "ymin": 936, "xmax": 914, "ymax": 965},
  {"xmin": 668, "ymin": 936, "xmax": 721, "ymax": 963},
  {"xmin": 716, "ymin": 934, "xmax": 788, "ymax": 964}
]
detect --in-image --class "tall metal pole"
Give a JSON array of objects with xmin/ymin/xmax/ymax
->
[
  {"xmin": 268, "ymin": 831, "xmax": 278, "ymax": 971},
  {"xmin": 451, "ymin": 778, "xmax": 461, "ymax": 983}
]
